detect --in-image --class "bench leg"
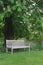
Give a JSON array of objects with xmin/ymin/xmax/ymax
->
[
  {"xmin": 11, "ymin": 48, "xmax": 13, "ymax": 54},
  {"xmin": 29, "ymin": 47, "xmax": 30, "ymax": 52},
  {"xmin": 24, "ymin": 48, "xmax": 25, "ymax": 51},
  {"xmin": 6, "ymin": 48, "xmax": 8, "ymax": 53}
]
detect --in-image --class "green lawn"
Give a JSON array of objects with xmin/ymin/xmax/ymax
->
[{"xmin": 0, "ymin": 51, "xmax": 43, "ymax": 65}]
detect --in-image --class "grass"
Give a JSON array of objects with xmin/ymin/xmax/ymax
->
[{"xmin": 0, "ymin": 51, "xmax": 43, "ymax": 65}]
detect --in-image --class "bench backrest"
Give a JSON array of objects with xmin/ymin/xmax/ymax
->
[{"xmin": 6, "ymin": 40, "xmax": 29, "ymax": 47}]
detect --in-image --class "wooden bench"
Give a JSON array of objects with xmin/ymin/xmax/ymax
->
[{"xmin": 6, "ymin": 40, "xmax": 30, "ymax": 53}]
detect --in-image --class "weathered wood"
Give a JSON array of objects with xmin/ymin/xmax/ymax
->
[{"xmin": 6, "ymin": 40, "xmax": 30, "ymax": 53}]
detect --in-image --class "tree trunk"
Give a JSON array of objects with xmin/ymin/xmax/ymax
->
[{"xmin": 4, "ymin": 15, "xmax": 14, "ymax": 47}]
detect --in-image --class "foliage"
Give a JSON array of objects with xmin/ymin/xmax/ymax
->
[{"xmin": 0, "ymin": 0, "xmax": 43, "ymax": 49}]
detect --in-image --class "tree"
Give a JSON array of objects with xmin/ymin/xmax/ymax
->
[
  {"xmin": 0, "ymin": 0, "xmax": 29, "ymax": 46},
  {"xmin": 0, "ymin": 0, "xmax": 43, "ymax": 50}
]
